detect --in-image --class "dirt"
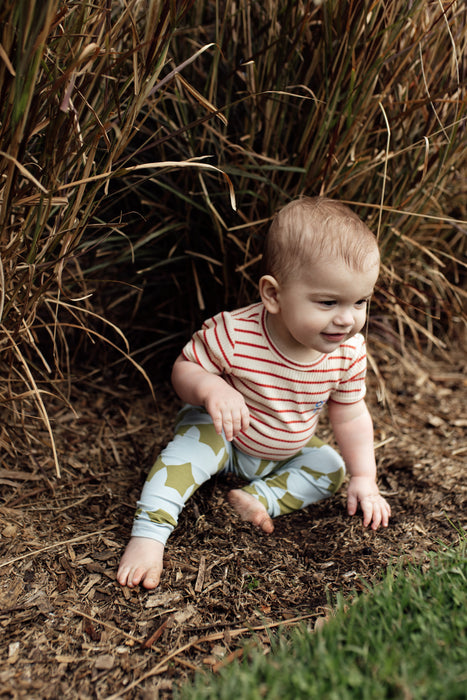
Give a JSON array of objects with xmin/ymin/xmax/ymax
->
[{"xmin": 0, "ymin": 351, "xmax": 466, "ymax": 699}]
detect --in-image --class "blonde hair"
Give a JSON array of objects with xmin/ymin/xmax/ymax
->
[{"xmin": 262, "ymin": 196, "xmax": 379, "ymax": 281}]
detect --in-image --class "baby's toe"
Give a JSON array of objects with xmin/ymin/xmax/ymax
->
[
  {"xmin": 127, "ymin": 566, "xmax": 148, "ymax": 588},
  {"xmin": 142, "ymin": 567, "xmax": 161, "ymax": 590},
  {"xmin": 116, "ymin": 565, "xmax": 131, "ymax": 587},
  {"xmin": 254, "ymin": 512, "xmax": 274, "ymax": 534}
]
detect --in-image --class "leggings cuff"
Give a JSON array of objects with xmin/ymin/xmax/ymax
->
[{"xmin": 131, "ymin": 521, "xmax": 172, "ymax": 546}]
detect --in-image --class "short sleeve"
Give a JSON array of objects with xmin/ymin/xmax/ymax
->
[
  {"xmin": 329, "ymin": 334, "xmax": 367, "ymax": 404},
  {"xmin": 181, "ymin": 311, "xmax": 236, "ymax": 375}
]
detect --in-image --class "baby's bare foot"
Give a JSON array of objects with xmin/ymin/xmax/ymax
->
[
  {"xmin": 228, "ymin": 489, "xmax": 274, "ymax": 534},
  {"xmin": 117, "ymin": 536, "xmax": 165, "ymax": 589}
]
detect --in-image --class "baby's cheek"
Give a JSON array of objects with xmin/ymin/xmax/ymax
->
[{"xmin": 355, "ymin": 314, "xmax": 366, "ymax": 330}]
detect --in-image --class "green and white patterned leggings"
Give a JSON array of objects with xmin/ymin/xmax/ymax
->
[{"xmin": 131, "ymin": 405, "xmax": 345, "ymax": 545}]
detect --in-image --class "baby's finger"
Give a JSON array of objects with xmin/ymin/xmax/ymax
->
[
  {"xmin": 370, "ymin": 505, "xmax": 382, "ymax": 530},
  {"xmin": 222, "ymin": 412, "xmax": 235, "ymax": 441},
  {"xmin": 380, "ymin": 499, "xmax": 391, "ymax": 528},
  {"xmin": 371, "ymin": 498, "xmax": 392, "ymax": 530},
  {"xmin": 360, "ymin": 497, "xmax": 375, "ymax": 528},
  {"xmin": 211, "ymin": 410, "xmax": 224, "ymax": 436},
  {"xmin": 230, "ymin": 411, "xmax": 244, "ymax": 438},
  {"xmin": 347, "ymin": 492, "xmax": 358, "ymax": 517}
]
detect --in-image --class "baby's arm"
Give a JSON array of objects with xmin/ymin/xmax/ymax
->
[
  {"xmin": 171, "ymin": 354, "xmax": 250, "ymax": 441},
  {"xmin": 327, "ymin": 398, "xmax": 390, "ymax": 530}
]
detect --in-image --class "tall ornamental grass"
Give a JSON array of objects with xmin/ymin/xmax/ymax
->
[
  {"xmin": 0, "ymin": 0, "xmax": 232, "ymax": 474},
  {"xmin": 88, "ymin": 0, "xmax": 466, "ymax": 365},
  {"xmin": 1, "ymin": 1, "xmax": 466, "ymax": 473}
]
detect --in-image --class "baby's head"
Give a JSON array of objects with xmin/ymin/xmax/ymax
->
[{"xmin": 262, "ymin": 196, "xmax": 380, "ymax": 282}]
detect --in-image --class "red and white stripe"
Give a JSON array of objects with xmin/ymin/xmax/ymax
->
[{"xmin": 182, "ymin": 303, "xmax": 367, "ymax": 460}]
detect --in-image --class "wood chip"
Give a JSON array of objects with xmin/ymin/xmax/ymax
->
[
  {"xmin": 145, "ymin": 591, "xmax": 183, "ymax": 609},
  {"xmin": 194, "ymin": 555, "xmax": 206, "ymax": 592},
  {"xmin": 94, "ymin": 654, "xmax": 115, "ymax": 670},
  {"xmin": 2, "ymin": 354, "xmax": 465, "ymax": 698}
]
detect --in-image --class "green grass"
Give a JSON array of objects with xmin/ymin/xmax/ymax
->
[{"xmin": 177, "ymin": 533, "xmax": 467, "ymax": 699}]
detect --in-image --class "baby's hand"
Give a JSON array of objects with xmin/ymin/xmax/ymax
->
[
  {"xmin": 347, "ymin": 475, "xmax": 391, "ymax": 530},
  {"xmin": 204, "ymin": 384, "xmax": 250, "ymax": 441}
]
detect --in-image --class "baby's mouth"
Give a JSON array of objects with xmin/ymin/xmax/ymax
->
[{"xmin": 321, "ymin": 332, "xmax": 349, "ymax": 342}]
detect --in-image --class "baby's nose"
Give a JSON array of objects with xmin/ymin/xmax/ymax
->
[{"xmin": 334, "ymin": 308, "xmax": 354, "ymax": 326}]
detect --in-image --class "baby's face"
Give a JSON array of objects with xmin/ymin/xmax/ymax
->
[{"xmin": 266, "ymin": 258, "xmax": 379, "ymax": 362}]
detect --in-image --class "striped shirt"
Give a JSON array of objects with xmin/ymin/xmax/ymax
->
[{"xmin": 182, "ymin": 302, "xmax": 367, "ymax": 460}]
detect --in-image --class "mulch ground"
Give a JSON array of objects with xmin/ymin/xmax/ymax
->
[{"xmin": 0, "ymin": 350, "xmax": 465, "ymax": 699}]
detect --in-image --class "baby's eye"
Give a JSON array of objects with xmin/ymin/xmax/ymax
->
[
  {"xmin": 355, "ymin": 299, "xmax": 368, "ymax": 307},
  {"xmin": 318, "ymin": 300, "xmax": 336, "ymax": 307}
]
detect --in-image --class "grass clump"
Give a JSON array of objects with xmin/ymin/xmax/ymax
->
[
  {"xmin": 1, "ymin": 1, "xmax": 465, "ymax": 471},
  {"xmin": 95, "ymin": 0, "xmax": 466, "ymax": 359},
  {"xmin": 0, "ymin": 0, "xmax": 209, "ymax": 473},
  {"xmin": 177, "ymin": 534, "xmax": 467, "ymax": 699}
]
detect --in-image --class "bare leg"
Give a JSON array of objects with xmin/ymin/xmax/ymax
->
[
  {"xmin": 117, "ymin": 537, "xmax": 165, "ymax": 589},
  {"xmin": 228, "ymin": 489, "xmax": 274, "ymax": 534}
]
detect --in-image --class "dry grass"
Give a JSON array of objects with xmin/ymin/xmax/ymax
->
[
  {"xmin": 0, "ymin": 0, "xmax": 465, "ymax": 475},
  {"xmin": 0, "ymin": 0, "xmax": 213, "ymax": 471},
  {"xmin": 0, "ymin": 5, "xmax": 465, "ymax": 696},
  {"xmin": 89, "ymin": 0, "xmax": 466, "ymax": 364}
]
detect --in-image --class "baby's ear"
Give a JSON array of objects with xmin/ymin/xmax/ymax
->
[{"xmin": 259, "ymin": 275, "xmax": 281, "ymax": 313}]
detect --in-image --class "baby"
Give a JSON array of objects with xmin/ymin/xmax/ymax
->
[{"xmin": 117, "ymin": 196, "xmax": 391, "ymax": 589}]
